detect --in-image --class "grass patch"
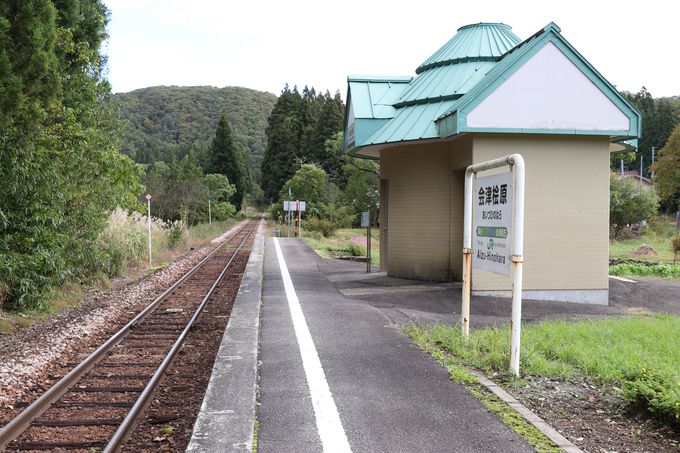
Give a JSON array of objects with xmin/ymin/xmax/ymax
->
[
  {"xmin": 301, "ymin": 228, "xmax": 380, "ymax": 264},
  {"xmin": 407, "ymin": 325, "xmax": 561, "ymax": 452},
  {"xmin": 610, "ymin": 231, "xmax": 677, "ymax": 263},
  {"xmin": 406, "ymin": 314, "xmax": 680, "ymax": 429}
]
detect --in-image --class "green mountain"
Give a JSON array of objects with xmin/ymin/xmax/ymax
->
[{"xmin": 114, "ymin": 86, "xmax": 278, "ymax": 178}]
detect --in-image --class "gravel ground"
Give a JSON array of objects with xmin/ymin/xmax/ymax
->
[{"xmin": 0, "ymin": 221, "xmax": 246, "ymax": 413}]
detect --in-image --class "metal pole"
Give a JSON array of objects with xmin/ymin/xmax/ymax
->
[
  {"xmin": 509, "ymin": 155, "xmax": 525, "ymax": 377},
  {"xmin": 651, "ymin": 147, "xmax": 655, "ymax": 178},
  {"xmin": 620, "ymin": 159, "xmax": 624, "ymax": 176},
  {"xmin": 462, "ymin": 169, "xmax": 474, "ymax": 338},
  {"xmin": 367, "ymin": 209, "xmax": 371, "ymax": 273},
  {"xmin": 146, "ymin": 194, "xmax": 152, "ymax": 267},
  {"xmin": 640, "ymin": 155, "xmax": 644, "ymax": 185},
  {"xmin": 208, "ymin": 197, "xmax": 212, "ymax": 225}
]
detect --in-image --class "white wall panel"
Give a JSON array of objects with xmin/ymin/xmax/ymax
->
[{"xmin": 467, "ymin": 43, "xmax": 629, "ymax": 131}]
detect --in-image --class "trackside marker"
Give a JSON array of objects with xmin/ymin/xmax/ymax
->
[{"xmin": 273, "ymin": 238, "xmax": 353, "ymax": 453}]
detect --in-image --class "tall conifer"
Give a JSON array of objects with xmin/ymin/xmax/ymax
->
[{"xmin": 209, "ymin": 112, "xmax": 246, "ymax": 209}]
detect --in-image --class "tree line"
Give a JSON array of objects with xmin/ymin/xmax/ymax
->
[
  {"xmin": 0, "ymin": 1, "xmax": 252, "ymax": 311},
  {"xmin": 261, "ymin": 85, "xmax": 379, "ymax": 233},
  {"xmin": 0, "ymin": 0, "xmax": 142, "ymax": 309}
]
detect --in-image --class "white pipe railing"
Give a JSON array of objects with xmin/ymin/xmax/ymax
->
[{"xmin": 462, "ymin": 154, "xmax": 525, "ymax": 376}]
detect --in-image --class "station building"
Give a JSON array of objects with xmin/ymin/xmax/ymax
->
[{"xmin": 343, "ymin": 22, "xmax": 641, "ymax": 305}]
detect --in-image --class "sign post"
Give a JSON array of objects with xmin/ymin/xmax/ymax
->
[
  {"xmin": 145, "ymin": 194, "xmax": 152, "ymax": 267},
  {"xmin": 361, "ymin": 211, "xmax": 371, "ymax": 273},
  {"xmin": 462, "ymin": 154, "xmax": 525, "ymax": 376}
]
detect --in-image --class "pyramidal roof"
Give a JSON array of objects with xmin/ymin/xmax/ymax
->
[{"xmin": 416, "ymin": 23, "xmax": 521, "ymax": 74}]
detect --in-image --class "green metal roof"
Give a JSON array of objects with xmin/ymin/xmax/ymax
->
[
  {"xmin": 416, "ymin": 23, "xmax": 520, "ymax": 74},
  {"xmin": 344, "ymin": 22, "xmax": 641, "ymax": 155},
  {"xmin": 347, "ymin": 75, "xmax": 411, "ymax": 119}
]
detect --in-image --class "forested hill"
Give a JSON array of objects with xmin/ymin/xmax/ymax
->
[{"xmin": 114, "ymin": 86, "xmax": 277, "ymax": 172}]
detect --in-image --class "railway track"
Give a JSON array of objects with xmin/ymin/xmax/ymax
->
[{"xmin": 0, "ymin": 220, "xmax": 258, "ymax": 451}]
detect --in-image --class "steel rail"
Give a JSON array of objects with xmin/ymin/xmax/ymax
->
[
  {"xmin": 104, "ymin": 222, "xmax": 256, "ymax": 452},
  {"xmin": 0, "ymin": 221, "xmax": 254, "ymax": 449}
]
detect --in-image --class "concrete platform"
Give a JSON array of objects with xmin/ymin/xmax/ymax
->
[
  {"xmin": 187, "ymin": 232, "xmax": 680, "ymax": 452},
  {"xmin": 258, "ymin": 238, "xmax": 533, "ymax": 452},
  {"xmin": 187, "ymin": 229, "xmax": 265, "ymax": 452}
]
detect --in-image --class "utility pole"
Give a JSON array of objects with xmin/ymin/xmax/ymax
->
[
  {"xmin": 651, "ymin": 147, "xmax": 656, "ymax": 178},
  {"xmin": 640, "ymin": 155, "xmax": 644, "ymax": 187},
  {"xmin": 146, "ymin": 194, "xmax": 152, "ymax": 267},
  {"xmin": 208, "ymin": 195, "xmax": 212, "ymax": 225},
  {"xmin": 620, "ymin": 159, "xmax": 624, "ymax": 176}
]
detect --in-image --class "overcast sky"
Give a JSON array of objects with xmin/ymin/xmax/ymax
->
[{"xmin": 104, "ymin": 0, "xmax": 679, "ymax": 99}]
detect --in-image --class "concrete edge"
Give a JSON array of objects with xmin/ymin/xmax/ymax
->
[
  {"xmin": 186, "ymin": 225, "xmax": 265, "ymax": 452},
  {"xmin": 472, "ymin": 289, "xmax": 609, "ymax": 305},
  {"xmin": 468, "ymin": 370, "xmax": 584, "ymax": 453}
]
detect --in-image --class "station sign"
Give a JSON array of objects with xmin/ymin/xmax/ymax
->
[
  {"xmin": 472, "ymin": 172, "xmax": 512, "ymax": 276},
  {"xmin": 360, "ymin": 211, "xmax": 369, "ymax": 227},
  {"xmin": 283, "ymin": 200, "xmax": 306, "ymax": 211}
]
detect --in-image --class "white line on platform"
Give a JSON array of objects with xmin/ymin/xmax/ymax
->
[{"xmin": 273, "ymin": 238, "xmax": 353, "ymax": 453}]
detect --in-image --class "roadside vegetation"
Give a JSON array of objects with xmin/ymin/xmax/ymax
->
[
  {"xmin": 302, "ymin": 229, "xmax": 379, "ymax": 264},
  {"xmin": 407, "ymin": 314, "xmax": 680, "ymax": 430},
  {"xmin": 0, "ymin": 1, "xmax": 248, "ymax": 314}
]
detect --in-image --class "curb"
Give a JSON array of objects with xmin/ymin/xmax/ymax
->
[
  {"xmin": 186, "ymin": 227, "xmax": 265, "ymax": 452},
  {"xmin": 468, "ymin": 370, "xmax": 584, "ymax": 453}
]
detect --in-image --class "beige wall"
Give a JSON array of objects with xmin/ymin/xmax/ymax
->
[
  {"xmin": 379, "ymin": 137, "xmax": 471, "ymax": 281},
  {"xmin": 471, "ymin": 134, "xmax": 610, "ymax": 293},
  {"xmin": 379, "ymin": 133, "xmax": 610, "ymax": 298}
]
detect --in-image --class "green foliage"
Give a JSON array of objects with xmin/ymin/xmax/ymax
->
[
  {"xmin": 619, "ymin": 88, "xmax": 680, "ymax": 176},
  {"xmin": 261, "ymin": 85, "xmax": 345, "ymax": 201},
  {"xmin": 205, "ymin": 173, "xmax": 236, "ymax": 203},
  {"xmin": 622, "ymin": 366, "xmax": 680, "ymax": 428},
  {"xmin": 652, "ymin": 123, "xmax": 680, "ymax": 210},
  {"xmin": 211, "ymin": 202, "xmax": 236, "ymax": 221},
  {"xmin": 305, "ymin": 218, "xmax": 335, "ymax": 237},
  {"xmin": 209, "ymin": 113, "xmax": 247, "ymax": 209},
  {"xmin": 609, "ymin": 262, "xmax": 680, "ymax": 278},
  {"xmin": 0, "ymin": 0, "xmax": 143, "ymax": 310},
  {"xmin": 610, "ymin": 174, "xmax": 659, "ymax": 238},
  {"xmin": 169, "ymin": 222, "xmax": 185, "ymax": 248},
  {"xmin": 342, "ymin": 152, "xmax": 379, "ymax": 215},
  {"xmin": 672, "ymin": 232, "xmax": 680, "ymax": 263},
  {"xmin": 114, "ymin": 85, "xmax": 276, "ymax": 182},
  {"xmin": 279, "ymin": 164, "xmax": 328, "ymax": 204},
  {"xmin": 407, "ymin": 314, "xmax": 680, "ymax": 428}
]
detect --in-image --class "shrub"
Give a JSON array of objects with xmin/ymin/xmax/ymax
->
[
  {"xmin": 305, "ymin": 218, "xmax": 335, "ymax": 237},
  {"xmin": 169, "ymin": 221, "xmax": 186, "ymax": 248},
  {"xmin": 649, "ymin": 215, "xmax": 676, "ymax": 236},
  {"xmin": 672, "ymin": 232, "xmax": 680, "ymax": 263},
  {"xmin": 346, "ymin": 242, "xmax": 366, "ymax": 257},
  {"xmin": 610, "ymin": 175, "xmax": 659, "ymax": 238},
  {"xmin": 211, "ymin": 201, "xmax": 236, "ymax": 221},
  {"xmin": 622, "ymin": 367, "xmax": 680, "ymax": 428}
]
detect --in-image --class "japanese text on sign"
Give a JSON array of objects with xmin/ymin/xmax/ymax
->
[{"xmin": 473, "ymin": 172, "xmax": 512, "ymax": 276}]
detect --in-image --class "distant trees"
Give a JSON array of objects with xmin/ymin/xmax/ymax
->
[
  {"xmin": 0, "ymin": 0, "xmax": 142, "ymax": 309},
  {"xmin": 209, "ymin": 113, "xmax": 248, "ymax": 210},
  {"xmin": 618, "ymin": 88, "xmax": 680, "ymax": 174},
  {"xmin": 652, "ymin": 124, "xmax": 680, "ymax": 210},
  {"xmin": 115, "ymin": 86, "xmax": 277, "ymax": 184},
  {"xmin": 261, "ymin": 85, "xmax": 345, "ymax": 201}
]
